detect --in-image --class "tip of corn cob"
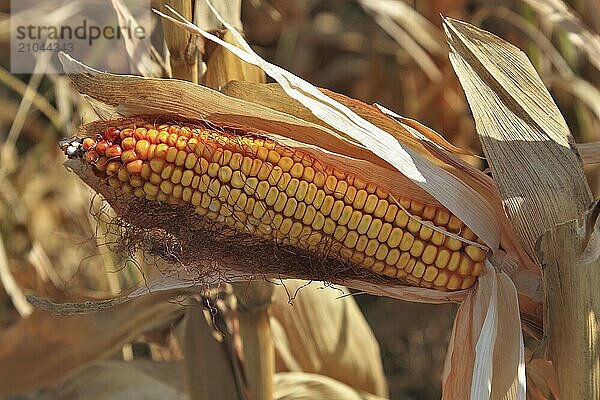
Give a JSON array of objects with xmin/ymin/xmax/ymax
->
[{"xmin": 61, "ymin": 119, "xmax": 488, "ymax": 291}]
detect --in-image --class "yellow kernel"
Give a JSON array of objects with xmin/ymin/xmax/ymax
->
[
  {"xmin": 312, "ymin": 212, "xmax": 325, "ymax": 230},
  {"xmin": 267, "ymin": 150, "xmax": 280, "ymax": 164},
  {"xmin": 324, "ymin": 175, "xmax": 337, "ymax": 194},
  {"xmin": 399, "ymin": 232, "xmax": 415, "ymax": 251},
  {"xmin": 395, "ymin": 211, "xmax": 409, "ymax": 228},
  {"xmin": 396, "ymin": 252, "xmax": 411, "ymax": 269},
  {"xmin": 422, "ymin": 206, "xmax": 437, "ymax": 220},
  {"xmin": 434, "ymin": 210, "xmax": 450, "ymax": 226},
  {"xmin": 447, "ymin": 275, "xmax": 461, "ymax": 290},
  {"xmin": 283, "ymin": 198, "xmax": 298, "ymax": 217},
  {"xmin": 344, "ymin": 231, "xmax": 359, "ymax": 248},
  {"xmin": 446, "ymin": 237, "xmax": 463, "ymax": 251},
  {"xmin": 410, "ymin": 239, "xmax": 425, "ymax": 257},
  {"xmin": 447, "ymin": 252, "xmax": 461, "ymax": 271},
  {"xmin": 465, "ymin": 245, "xmax": 486, "ymax": 262},
  {"xmin": 434, "ymin": 270, "xmax": 450, "ymax": 287},
  {"xmin": 321, "ymin": 196, "xmax": 335, "ymax": 215},
  {"xmin": 458, "ymin": 255, "xmax": 472, "ymax": 275},
  {"xmin": 285, "ymin": 178, "xmax": 299, "ymax": 197},
  {"xmin": 365, "ymin": 239, "xmax": 379, "ymax": 257},
  {"xmin": 295, "ymin": 181, "xmax": 309, "ymax": 202},
  {"xmin": 338, "ymin": 205, "xmax": 353, "ymax": 225},
  {"xmin": 357, "ymin": 214, "xmax": 373, "ymax": 235},
  {"xmin": 181, "ymin": 170, "xmax": 194, "ymax": 187},
  {"xmin": 419, "ymin": 225, "xmax": 434, "ymax": 241},
  {"xmin": 386, "ymin": 249, "xmax": 401, "ymax": 265},
  {"xmin": 313, "ymin": 190, "xmax": 326, "ymax": 209},
  {"xmin": 313, "ymin": 171, "xmax": 326, "ymax": 187},
  {"xmin": 387, "ymin": 227, "xmax": 403, "ymax": 248},
  {"xmin": 171, "ymin": 167, "xmax": 183, "ymax": 184},
  {"xmin": 431, "ymin": 231, "xmax": 446, "ymax": 246},
  {"xmin": 218, "ymin": 166, "xmax": 233, "ymax": 183},
  {"xmin": 208, "ymin": 163, "xmax": 220, "ymax": 177},
  {"xmin": 333, "ymin": 225, "xmax": 348, "ymax": 242},
  {"xmin": 353, "ymin": 190, "xmax": 368, "ymax": 210},
  {"xmin": 150, "ymin": 158, "xmax": 166, "ymax": 174},
  {"xmin": 302, "ymin": 166, "xmax": 315, "ymax": 182},
  {"xmin": 461, "ymin": 276, "xmax": 476, "ymax": 289},
  {"xmin": 375, "ymin": 244, "xmax": 389, "ymax": 261},
  {"xmin": 185, "ymin": 153, "xmax": 198, "ymax": 169},
  {"xmin": 322, "ymin": 218, "xmax": 335, "ymax": 236},
  {"xmin": 182, "ymin": 187, "xmax": 193, "ymax": 202},
  {"xmin": 149, "ymin": 173, "xmax": 162, "ymax": 186},
  {"xmin": 364, "ymin": 194, "xmax": 379, "ymax": 214},
  {"xmin": 422, "ymin": 244, "xmax": 438, "ymax": 265},
  {"xmin": 302, "ymin": 206, "xmax": 317, "ymax": 226},
  {"xmin": 265, "ymin": 187, "xmax": 279, "ymax": 206},
  {"xmin": 290, "ymin": 163, "xmax": 304, "ymax": 179},
  {"xmin": 143, "ymin": 182, "xmax": 159, "ymax": 196},
  {"xmin": 165, "ymin": 147, "xmax": 178, "ymax": 163},
  {"xmin": 423, "ymin": 266, "xmax": 438, "ymax": 282},
  {"xmin": 366, "ymin": 219, "xmax": 382, "ymax": 239},
  {"xmin": 273, "ymin": 192, "xmax": 288, "ymax": 212},
  {"xmin": 412, "ymin": 261, "xmax": 426, "ymax": 278},
  {"xmin": 373, "ymin": 199, "xmax": 388, "ymax": 218},
  {"xmin": 279, "ymin": 157, "xmax": 294, "ymax": 172},
  {"xmin": 435, "ymin": 247, "xmax": 452, "ymax": 268},
  {"xmin": 231, "ymin": 171, "xmax": 246, "ymax": 189},
  {"xmin": 384, "ymin": 204, "xmax": 398, "ymax": 223}
]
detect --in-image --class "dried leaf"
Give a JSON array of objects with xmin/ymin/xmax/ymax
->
[
  {"xmin": 442, "ymin": 263, "xmax": 524, "ymax": 400},
  {"xmin": 270, "ymin": 280, "xmax": 388, "ymax": 397},
  {"xmin": 0, "ymin": 290, "xmax": 184, "ymax": 396},
  {"xmin": 33, "ymin": 360, "xmax": 188, "ymax": 400},
  {"xmin": 173, "ymin": 300, "xmax": 241, "ymax": 400},
  {"xmin": 444, "ymin": 17, "xmax": 592, "ymax": 258},
  {"xmin": 274, "ymin": 372, "xmax": 387, "ymax": 400},
  {"xmin": 109, "ymin": 0, "xmax": 167, "ymax": 77}
]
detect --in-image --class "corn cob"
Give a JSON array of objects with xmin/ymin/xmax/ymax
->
[{"xmin": 63, "ymin": 121, "xmax": 487, "ymax": 290}]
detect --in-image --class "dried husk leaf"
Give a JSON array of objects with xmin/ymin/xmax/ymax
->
[
  {"xmin": 0, "ymin": 290, "xmax": 184, "ymax": 396},
  {"xmin": 273, "ymin": 372, "xmax": 387, "ymax": 400},
  {"xmin": 270, "ymin": 280, "xmax": 388, "ymax": 397},
  {"xmin": 444, "ymin": 17, "xmax": 593, "ymax": 258},
  {"xmin": 173, "ymin": 299, "xmax": 242, "ymax": 400},
  {"xmin": 109, "ymin": 0, "xmax": 166, "ymax": 77},
  {"xmin": 33, "ymin": 361, "xmax": 188, "ymax": 400},
  {"xmin": 442, "ymin": 263, "xmax": 524, "ymax": 400}
]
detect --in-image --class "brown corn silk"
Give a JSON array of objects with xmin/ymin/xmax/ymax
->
[{"xmin": 72, "ymin": 118, "xmax": 487, "ymax": 291}]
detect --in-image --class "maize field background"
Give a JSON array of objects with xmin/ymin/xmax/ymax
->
[{"xmin": 0, "ymin": 0, "xmax": 598, "ymax": 399}]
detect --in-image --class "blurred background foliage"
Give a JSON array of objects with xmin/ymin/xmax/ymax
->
[{"xmin": 0, "ymin": 0, "xmax": 597, "ymax": 398}]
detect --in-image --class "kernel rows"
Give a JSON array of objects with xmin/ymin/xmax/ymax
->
[{"xmin": 82, "ymin": 123, "xmax": 487, "ymax": 290}]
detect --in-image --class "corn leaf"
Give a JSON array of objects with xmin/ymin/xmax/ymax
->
[
  {"xmin": 444, "ymin": 17, "xmax": 592, "ymax": 258},
  {"xmin": 270, "ymin": 280, "xmax": 388, "ymax": 397}
]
